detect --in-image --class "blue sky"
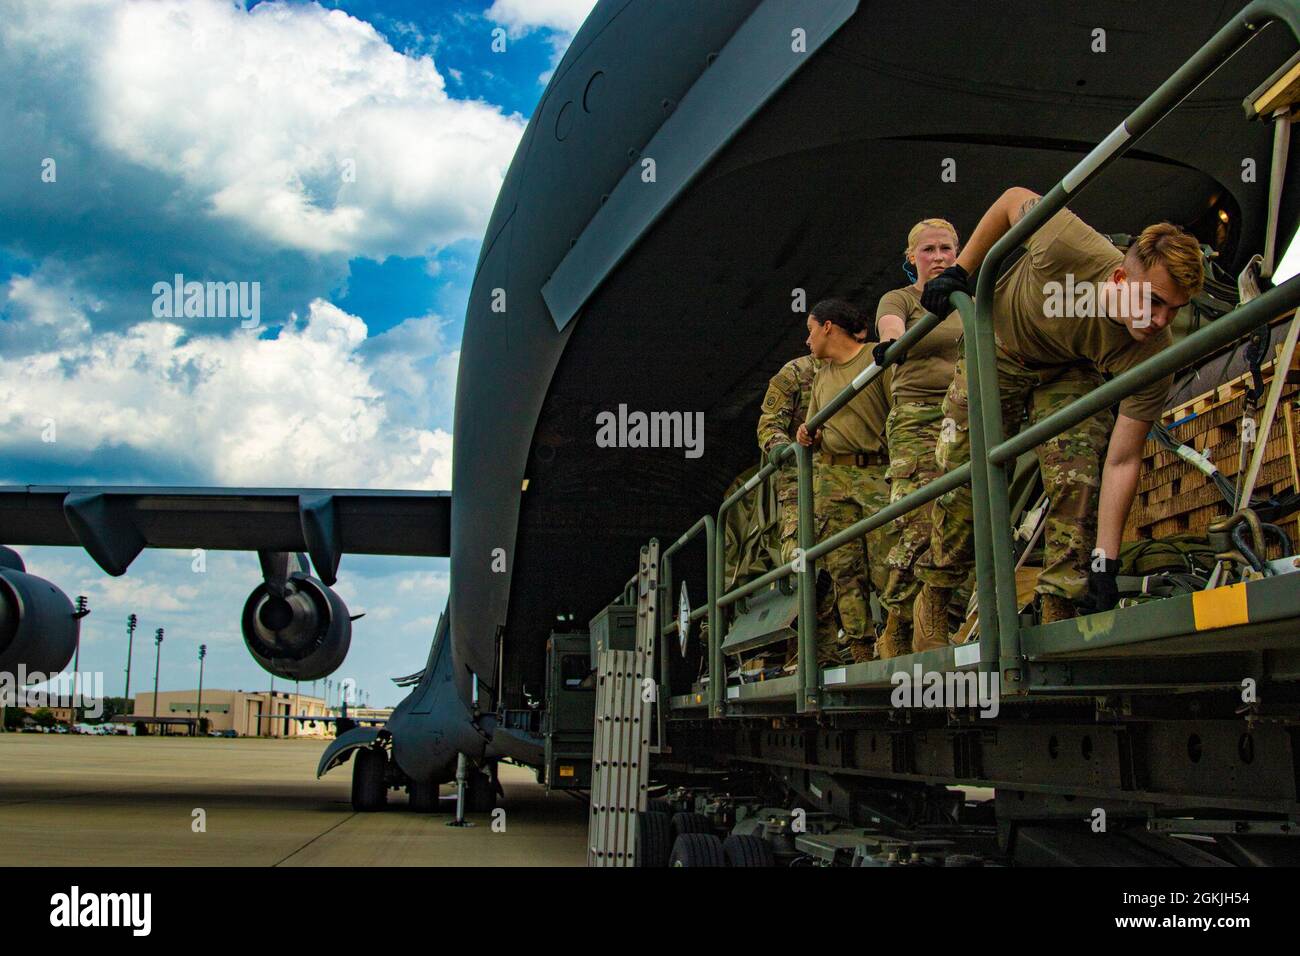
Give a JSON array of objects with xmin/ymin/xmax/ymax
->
[{"xmin": 0, "ymin": 0, "xmax": 597, "ymax": 707}]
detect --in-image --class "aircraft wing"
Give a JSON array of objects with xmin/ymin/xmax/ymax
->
[{"xmin": 0, "ymin": 485, "xmax": 449, "ymax": 585}]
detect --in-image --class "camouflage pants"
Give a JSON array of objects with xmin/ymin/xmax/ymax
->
[
  {"xmin": 915, "ymin": 353, "xmax": 1112, "ymax": 600},
  {"xmin": 880, "ymin": 402, "xmax": 946, "ymax": 626},
  {"xmin": 776, "ymin": 470, "xmax": 801, "ymax": 566},
  {"xmin": 813, "ymin": 462, "xmax": 893, "ymax": 663}
]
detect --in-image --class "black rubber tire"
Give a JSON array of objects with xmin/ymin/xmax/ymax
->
[
  {"xmin": 669, "ymin": 833, "xmax": 728, "ymax": 867},
  {"xmin": 722, "ymin": 834, "xmax": 776, "ymax": 867},
  {"xmin": 351, "ymin": 747, "xmax": 388, "ymax": 812},
  {"xmin": 671, "ymin": 811, "xmax": 711, "ymax": 837},
  {"xmin": 408, "ymin": 779, "xmax": 442, "ymax": 813},
  {"xmin": 465, "ymin": 769, "xmax": 496, "ymax": 813},
  {"xmin": 647, "ymin": 798, "xmax": 673, "ymax": 816},
  {"xmin": 635, "ymin": 811, "xmax": 673, "ymax": 868}
]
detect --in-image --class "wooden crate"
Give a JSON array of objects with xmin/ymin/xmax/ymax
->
[{"xmin": 1123, "ymin": 345, "xmax": 1300, "ymax": 553}]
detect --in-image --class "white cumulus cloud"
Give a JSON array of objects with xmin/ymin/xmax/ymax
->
[
  {"xmin": 4, "ymin": 0, "xmax": 525, "ymax": 259},
  {"xmin": 0, "ymin": 270, "xmax": 97, "ymax": 354},
  {"xmin": 0, "ymin": 290, "xmax": 453, "ymax": 490},
  {"xmin": 486, "ymin": 0, "xmax": 599, "ymax": 37}
]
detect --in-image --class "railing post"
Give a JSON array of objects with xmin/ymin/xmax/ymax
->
[
  {"xmin": 950, "ymin": 292, "xmax": 1006, "ymax": 680},
  {"xmin": 657, "ymin": 516, "xmax": 717, "ymax": 717},
  {"xmin": 706, "ymin": 515, "xmax": 722, "ymax": 717},
  {"xmin": 957, "ymin": 278, "xmax": 1024, "ymax": 689},
  {"xmin": 659, "ymin": 550, "xmax": 673, "ymax": 735},
  {"xmin": 795, "ymin": 443, "xmax": 818, "ymax": 712}
]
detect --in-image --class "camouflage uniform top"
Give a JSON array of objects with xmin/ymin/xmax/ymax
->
[
  {"xmin": 993, "ymin": 208, "xmax": 1172, "ymax": 421},
  {"xmin": 875, "ymin": 287, "xmax": 963, "ymax": 403},
  {"xmin": 757, "ymin": 354, "xmax": 819, "ymax": 456},
  {"xmin": 807, "ymin": 344, "xmax": 893, "ymax": 455}
]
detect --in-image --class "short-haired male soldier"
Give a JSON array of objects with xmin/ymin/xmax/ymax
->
[
  {"xmin": 913, "ymin": 188, "xmax": 1204, "ymax": 649},
  {"xmin": 758, "ymin": 350, "xmax": 820, "ymax": 565}
]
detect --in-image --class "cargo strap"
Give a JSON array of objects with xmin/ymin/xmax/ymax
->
[{"xmin": 1244, "ymin": 326, "xmax": 1270, "ymax": 406}]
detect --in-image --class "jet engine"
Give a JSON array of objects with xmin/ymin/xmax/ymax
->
[
  {"xmin": 0, "ymin": 547, "xmax": 78, "ymax": 675},
  {"xmin": 241, "ymin": 573, "xmax": 351, "ymax": 681}
]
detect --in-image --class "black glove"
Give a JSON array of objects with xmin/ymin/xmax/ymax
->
[
  {"xmin": 1077, "ymin": 558, "xmax": 1120, "ymax": 615},
  {"xmin": 871, "ymin": 340, "xmax": 898, "ymax": 368},
  {"xmin": 920, "ymin": 264, "xmax": 969, "ymax": 317}
]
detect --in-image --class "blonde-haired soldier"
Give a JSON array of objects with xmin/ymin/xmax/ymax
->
[
  {"xmin": 913, "ymin": 188, "xmax": 1205, "ymax": 649},
  {"xmin": 871, "ymin": 218, "xmax": 965, "ymax": 658}
]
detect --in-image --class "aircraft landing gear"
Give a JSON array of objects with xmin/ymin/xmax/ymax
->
[
  {"xmin": 448, "ymin": 752, "xmax": 474, "ymax": 827},
  {"xmin": 466, "ymin": 762, "xmax": 498, "ymax": 813},
  {"xmin": 408, "ymin": 778, "xmax": 443, "ymax": 813},
  {"xmin": 447, "ymin": 756, "xmax": 499, "ymax": 826},
  {"xmin": 351, "ymin": 746, "xmax": 388, "ymax": 812}
]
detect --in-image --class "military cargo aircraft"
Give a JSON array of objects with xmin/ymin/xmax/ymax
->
[{"xmin": 4, "ymin": 0, "xmax": 1300, "ymax": 851}]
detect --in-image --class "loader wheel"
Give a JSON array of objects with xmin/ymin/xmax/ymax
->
[
  {"xmin": 635, "ymin": 811, "xmax": 673, "ymax": 867},
  {"xmin": 670, "ymin": 833, "xmax": 728, "ymax": 867},
  {"xmin": 351, "ymin": 747, "xmax": 388, "ymax": 812},
  {"xmin": 723, "ymin": 834, "xmax": 775, "ymax": 867},
  {"xmin": 671, "ymin": 811, "xmax": 711, "ymax": 837}
]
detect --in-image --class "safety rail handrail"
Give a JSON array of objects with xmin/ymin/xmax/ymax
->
[
  {"xmin": 633, "ymin": 0, "xmax": 1300, "ymax": 717},
  {"xmin": 657, "ymin": 516, "xmax": 716, "ymax": 711},
  {"xmin": 962, "ymin": 0, "xmax": 1300, "ymax": 683}
]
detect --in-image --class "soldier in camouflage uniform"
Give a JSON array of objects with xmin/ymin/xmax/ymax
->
[
  {"xmin": 810, "ymin": 459, "xmax": 892, "ymax": 664},
  {"xmin": 918, "ymin": 353, "xmax": 1111, "ymax": 629},
  {"xmin": 797, "ymin": 299, "xmax": 896, "ymax": 666},
  {"xmin": 872, "ymin": 219, "xmax": 965, "ymax": 658},
  {"xmin": 756, "ymin": 353, "xmax": 819, "ymax": 566},
  {"xmin": 913, "ymin": 189, "xmax": 1205, "ymax": 649}
]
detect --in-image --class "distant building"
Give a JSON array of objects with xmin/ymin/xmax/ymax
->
[
  {"xmin": 17, "ymin": 705, "xmax": 75, "ymax": 724},
  {"xmin": 132, "ymin": 689, "xmax": 331, "ymax": 737}
]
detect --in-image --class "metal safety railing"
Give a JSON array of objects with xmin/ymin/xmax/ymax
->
[{"xmin": 645, "ymin": 0, "xmax": 1300, "ymax": 717}]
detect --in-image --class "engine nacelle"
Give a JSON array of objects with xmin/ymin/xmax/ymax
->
[
  {"xmin": 241, "ymin": 573, "xmax": 351, "ymax": 681},
  {"xmin": 0, "ymin": 561, "xmax": 78, "ymax": 676}
]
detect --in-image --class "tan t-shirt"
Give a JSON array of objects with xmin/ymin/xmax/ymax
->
[
  {"xmin": 807, "ymin": 343, "xmax": 893, "ymax": 455},
  {"xmin": 875, "ymin": 287, "xmax": 963, "ymax": 403},
  {"xmin": 993, "ymin": 208, "xmax": 1173, "ymax": 422}
]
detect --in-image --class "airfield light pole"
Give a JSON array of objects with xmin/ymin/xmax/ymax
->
[
  {"xmin": 196, "ymin": 644, "xmax": 207, "ymax": 736},
  {"xmin": 124, "ymin": 613, "xmax": 138, "ymax": 703},
  {"xmin": 152, "ymin": 628, "xmax": 164, "ymax": 721},
  {"xmin": 72, "ymin": 596, "xmax": 88, "ymax": 722}
]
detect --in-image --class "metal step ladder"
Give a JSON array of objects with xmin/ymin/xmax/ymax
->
[{"xmin": 587, "ymin": 540, "xmax": 658, "ymax": 866}]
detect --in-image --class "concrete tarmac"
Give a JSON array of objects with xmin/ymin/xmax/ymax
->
[{"xmin": 0, "ymin": 734, "xmax": 588, "ymax": 866}]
